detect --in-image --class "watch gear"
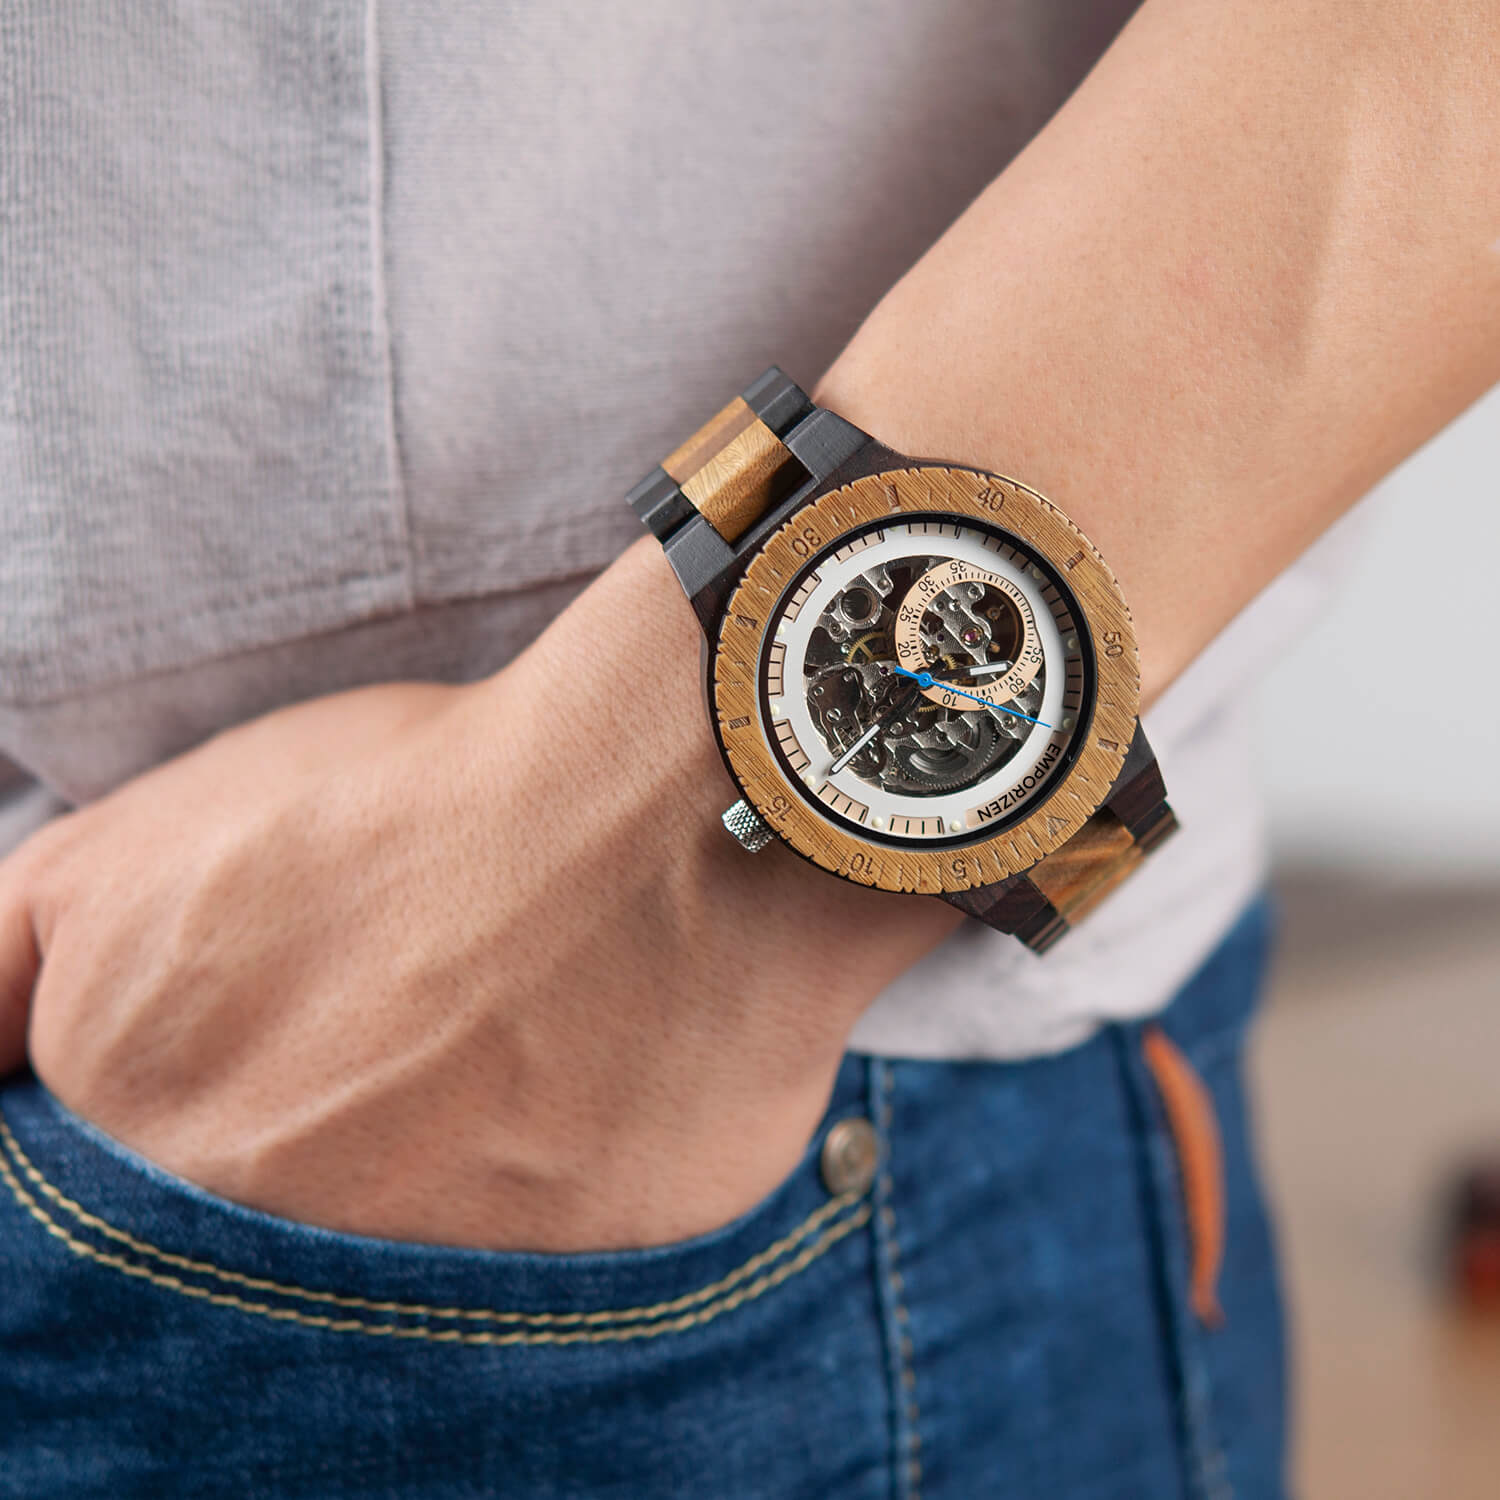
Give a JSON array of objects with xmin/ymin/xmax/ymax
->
[
  {"xmin": 800, "ymin": 561, "xmax": 1046, "ymax": 799},
  {"xmin": 890, "ymin": 711, "xmax": 1005, "ymax": 791}
]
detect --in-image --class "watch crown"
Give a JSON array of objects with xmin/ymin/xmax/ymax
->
[{"xmin": 722, "ymin": 799, "xmax": 775, "ymax": 854}]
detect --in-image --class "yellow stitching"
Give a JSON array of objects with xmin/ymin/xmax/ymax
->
[
  {"xmin": 0, "ymin": 1138, "xmax": 870, "ymax": 1346},
  {"xmin": 0, "ymin": 1112, "xmax": 853, "ymax": 1325},
  {"xmin": 0, "ymin": 1107, "xmax": 865, "ymax": 1332}
]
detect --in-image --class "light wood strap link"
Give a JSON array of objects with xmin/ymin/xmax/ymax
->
[
  {"xmin": 945, "ymin": 722, "xmax": 1177, "ymax": 952},
  {"xmin": 1029, "ymin": 794, "xmax": 1177, "ymax": 932},
  {"xmin": 661, "ymin": 395, "xmax": 801, "ymax": 543},
  {"xmin": 1028, "ymin": 809, "xmax": 1149, "ymax": 927}
]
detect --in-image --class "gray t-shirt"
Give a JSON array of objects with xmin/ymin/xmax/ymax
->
[{"xmin": 0, "ymin": 1, "xmax": 1334, "ymax": 1057}]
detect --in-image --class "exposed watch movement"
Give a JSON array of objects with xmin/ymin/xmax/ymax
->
[{"xmin": 764, "ymin": 518, "xmax": 1087, "ymax": 844}]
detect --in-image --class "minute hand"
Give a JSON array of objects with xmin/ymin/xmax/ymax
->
[{"xmin": 891, "ymin": 666, "xmax": 1053, "ymax": 729}]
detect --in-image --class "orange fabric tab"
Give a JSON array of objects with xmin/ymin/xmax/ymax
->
[{"xmin": 1142, "ymin": 1024, "xmax": 1226, "ymax": 1329}]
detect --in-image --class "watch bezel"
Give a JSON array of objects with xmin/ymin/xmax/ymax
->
[{"xmin": 710, "ymin": 466, "xmax": 1141, "ymax": 894}]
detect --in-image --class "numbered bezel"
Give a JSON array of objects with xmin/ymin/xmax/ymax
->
[{"xmin": 710, "ymin": 467, "xmax": 1141, "ymax": 894}]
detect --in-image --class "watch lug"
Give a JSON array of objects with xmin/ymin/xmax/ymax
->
[
  {"xmin": 815, "ymin": 436, "xmax": 914, "ymax": 487},
  {"xmin": 780, "ymin": 407, "xmax": 870, "ymax": 481},
  {"xmin": 942, "ymin": 877, "xmax": 1066, "ymax": 954},
  {"xmin": 654, "ymin": 518, "xmax": 736, "ymax": 633}
]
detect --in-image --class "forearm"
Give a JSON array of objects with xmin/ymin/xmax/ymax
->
[
  {"xmin": 481, "ymin": 0, "xmax": 1500, "ymax": 1049},
  {"xmin": 817, "ymin": 0, "xmax": 1500, "ymax": 703},
  {"xmin": 461, "ymin": 0, "xmax": 1500, "ymax": 1066}
]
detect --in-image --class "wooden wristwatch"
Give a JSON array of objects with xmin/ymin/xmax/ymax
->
[{"xmin": 627, "ymin": 369, "xmax": 1177, "ymax": 953}]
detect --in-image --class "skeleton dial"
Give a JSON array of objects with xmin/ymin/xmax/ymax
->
[{"xmin": 760, "ymin": 517, "xmax": 1093, "ymax": 847}]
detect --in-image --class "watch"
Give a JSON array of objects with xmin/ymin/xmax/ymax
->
[{"xmin": 626, "ymin": 368, "xmax": 1177, "ymax": 953}]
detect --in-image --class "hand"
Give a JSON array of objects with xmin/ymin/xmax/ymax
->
[{"xmin": 0, "ymin": 540, "xmax": 958, "ymax": 1252}]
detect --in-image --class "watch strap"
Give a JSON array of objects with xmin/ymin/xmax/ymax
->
[
  {"xmin": 943, "ymin": 721, "xmax": 1177, "ymax": 953},
  {"xmin": 628, "ymin": 369, "xmax": 817, "ymax": 546},
  {"xmin": 627, "ymin": 370, "xmax": 870, "ymax": 627}
]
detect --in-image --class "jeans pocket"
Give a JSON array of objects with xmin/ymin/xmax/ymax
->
[
  {"xmin": 0, "ymin": 1063, "xmax": 889, "ymax": 1498},
  {"xmin": 0, "ymin": 1069, "xmax": 875, "ymax": 1347}
]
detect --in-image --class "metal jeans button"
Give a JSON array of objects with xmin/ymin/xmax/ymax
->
[{"xmin": 820, "ymin": 1117, "xmax": 879, "ymax": 1197}]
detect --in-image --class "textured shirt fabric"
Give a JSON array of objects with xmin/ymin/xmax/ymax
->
[{"xmin": 0, "ymin": 1, "xmax": 1339, "ymax": 1059}]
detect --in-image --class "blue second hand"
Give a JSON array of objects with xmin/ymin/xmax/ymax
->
[{"xmin": 892, "ymin": 665, "xmax": 1053, "ymax": 729}]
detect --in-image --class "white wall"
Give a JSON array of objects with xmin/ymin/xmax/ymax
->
[{"xmin": 1256, "ymin": 385, "xmax": 1500, "ymax": 874}]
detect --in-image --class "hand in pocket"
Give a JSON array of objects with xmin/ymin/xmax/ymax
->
[{"xmin": 0, "ymin": 542, "xmax": 955, "ymax": 1252}]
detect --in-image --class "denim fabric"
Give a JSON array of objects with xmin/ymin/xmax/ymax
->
[{"xmin": 0, "ymin": 901, "xmax": 1283, "ymax": 1499}]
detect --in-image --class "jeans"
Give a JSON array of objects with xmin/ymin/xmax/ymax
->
[{"xmin": 0, "ymin": 901, "xmax": 1284, "ymax": 1499}]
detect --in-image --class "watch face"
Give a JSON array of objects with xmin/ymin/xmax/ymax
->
[
  {"xmin": 712, "ymin": 466, "xmax": 1139, "ymax": 893},
  {"xmin": 760, "ymin": 516, "xmax": 1093, "ymax": 846}
]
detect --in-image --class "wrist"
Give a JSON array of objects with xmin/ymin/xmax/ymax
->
[{"xmin": 460, "ymin": 534, "xmax": 958, "ymax": 1027}]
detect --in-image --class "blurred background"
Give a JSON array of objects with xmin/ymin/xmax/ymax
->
[{"xmin": 1251, "ymin": 384, "xmax": 1500, "ymax": 1498}]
